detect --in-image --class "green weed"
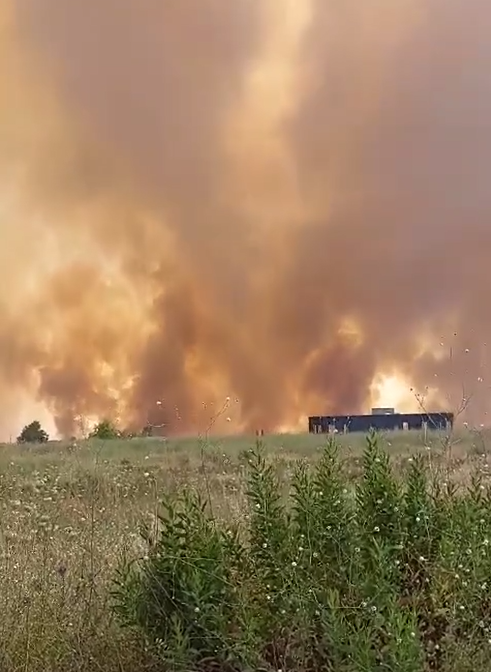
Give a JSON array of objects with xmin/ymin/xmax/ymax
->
[{"xmin": 113, "ymin": 432, "xmax": 491, "ymax": 671}]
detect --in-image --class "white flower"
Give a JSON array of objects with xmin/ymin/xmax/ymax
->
[{"xmin": 291, "ymin": 561, "xmax": 297, "ymax": 568}]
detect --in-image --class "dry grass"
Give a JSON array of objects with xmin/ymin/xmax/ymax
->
[{"xmin": 1, "ymin": 428, "xmax": 490, "ymax": 671}]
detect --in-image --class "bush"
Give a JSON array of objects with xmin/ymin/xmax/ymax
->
[
  {"xmin": 112, "ymin": 432, "xmax": 491, "ymax": 671},
  {"xmin": 89, "ymin": 419, "xmax": 121, "ymax": 440},
  {"xmin": 17, "ymin": 420, "xmax": 49, "ymax": 444}
]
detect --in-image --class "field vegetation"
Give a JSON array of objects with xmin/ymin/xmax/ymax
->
[{"xmin": 1, "ymin": 428, "xmax": 491, "ymax": 671}]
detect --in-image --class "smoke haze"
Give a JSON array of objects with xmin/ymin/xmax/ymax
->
[{"xmin": 1, "ymin": 0, "xmax": 491, "ymax": 438}]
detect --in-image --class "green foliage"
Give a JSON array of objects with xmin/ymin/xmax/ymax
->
[
  {"xmin": 16, "ymin": 419, "xmax": 49, "ymax": 444},
  {"xmin": 113, "ymin": 433, "xmax": 491, "ymax": 671},
  {"xmin": 89, "ymin": 418, "xmax": 121, "ymax": 440}
]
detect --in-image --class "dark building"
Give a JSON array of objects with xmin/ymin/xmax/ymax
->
[{"xmin": 308, "ymin": 412, "xmax": 454, "ymax": 434}]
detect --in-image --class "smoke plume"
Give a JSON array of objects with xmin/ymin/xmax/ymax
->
[{"xmin": 1, "ymin": 0, "xmax": 491, "ymax": 438}]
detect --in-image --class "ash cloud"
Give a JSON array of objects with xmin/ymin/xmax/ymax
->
[{"xmin": 1, "ymin": 0, "xmax": 491, "ymax": 437}]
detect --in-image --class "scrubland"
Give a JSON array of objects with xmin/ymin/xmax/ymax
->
[{"xmin": 1, "ymin": 429, "xmax": 491, "ymax": 671}]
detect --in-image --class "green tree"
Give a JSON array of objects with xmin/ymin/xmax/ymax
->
[
  {"xmin": 89, "ymin": 418, "xmax": 120, "ymax": 440},
  {"xmin": 17, "ymin": 420, "xmax": 49, "ymax": 444}
]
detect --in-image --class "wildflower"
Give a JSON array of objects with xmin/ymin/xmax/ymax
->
[
  {"xmin": 194, "ymin": 607, "xmax": 200, "ymax": 613},
  {"xmin": 255, "ymin": 503, "xmax": 261, "ymax": 510},
  {"xmin": 374, "ymin": 526, "xmax": 380, "ymax": 533},
  {"xmin": 262, "ymin": 543, "xmax": 268, "ymax": 549},
  {"xmin": 291, "ymin": 561, "xmax": 297, "ymax": 568},
  {"xmin": 415, "ymin": 517, "xmax": 421, "ymax": 523}
]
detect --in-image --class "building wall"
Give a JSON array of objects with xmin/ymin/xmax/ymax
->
[{"xmin": 308, "ymin": 412, "xmax": 454, "ymax": 434}]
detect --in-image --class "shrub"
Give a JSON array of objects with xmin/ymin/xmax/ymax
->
[
  {"xmin": 16, "ymin": 420, "xmax": 49, "ymax": 444},
  {"xmin": 141, "ymin": 424, "xmax": 154, "ymax": 437},
  {"xmin": 89, "ymin": 418, "xmax": 121, "ymax": 440},
  {"xmin": 112, "ymin": 432, "xmax": 491, "ymax": 671}
]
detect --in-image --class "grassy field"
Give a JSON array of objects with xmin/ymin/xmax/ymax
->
[{"xmin": 1, "ymin": 428, "xmax": 491, "ymax": 671}]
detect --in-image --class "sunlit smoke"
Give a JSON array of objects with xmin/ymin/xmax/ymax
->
[{"xmin": 1, "ymin": 0, "xmax": 491, "ymax": 439}]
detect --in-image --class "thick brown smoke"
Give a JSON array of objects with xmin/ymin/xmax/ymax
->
[{"xmin": 1, "ymin": 0, "xmax": 491, "ymax": 438}]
